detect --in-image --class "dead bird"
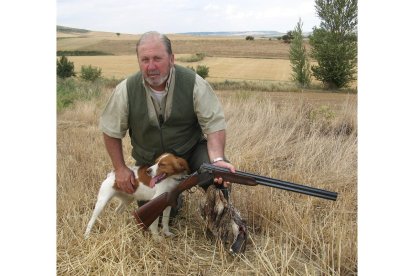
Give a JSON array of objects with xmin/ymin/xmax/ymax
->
[{"xmin": 199, "ymin": 185, "xmax": 247, "ymax": 255}]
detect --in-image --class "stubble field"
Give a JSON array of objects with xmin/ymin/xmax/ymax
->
[
  {"xmin": 57, "ymin": 29, "xmax": 357, "ymax": 275},
  {"xmin": 58, "ymin": 30, "xmax": 295, "ymax": 82}
]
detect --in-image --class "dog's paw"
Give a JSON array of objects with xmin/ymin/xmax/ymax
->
[{"xmin": 163, "ymin": 230, "xmax": 175, "ymax": 238}]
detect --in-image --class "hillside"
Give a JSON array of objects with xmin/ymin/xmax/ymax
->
[
  {"xmin": 57, "ymin": 25, "xmax": 90, "ymax": 33},
  {"xmin": 56, "ymin": 26, "xmax": 293, "ymax": 58}
]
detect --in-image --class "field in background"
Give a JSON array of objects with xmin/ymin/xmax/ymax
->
[
  {"xmin": 57, "ymin": 30, "xmax": 357, "ymax": 89},
  {"xmin": 67, "ymin": 55, "xmax": 293, "ymax": 82},
  {"xmin": 57, "ymin": 29, "xmax": 294, "ymax": 81}
]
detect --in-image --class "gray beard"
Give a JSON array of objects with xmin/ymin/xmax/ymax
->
[{"xmin": 144, "ymin": 72, "xmax": 169, "ymax": 88}]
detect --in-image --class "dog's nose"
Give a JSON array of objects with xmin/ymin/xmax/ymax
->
[{"xmin": 146, "ymin": 168, "xmax": 152, "ymax": 175}]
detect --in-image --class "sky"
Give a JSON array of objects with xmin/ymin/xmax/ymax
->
[{"xmin": 56, "ymin": 0, "xmax": 321, "ymax": 34}]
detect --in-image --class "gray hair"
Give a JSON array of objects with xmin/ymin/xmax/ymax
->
[{"xmin": 136, "ymin": 31, "xmax": 172, "ymax": 55}]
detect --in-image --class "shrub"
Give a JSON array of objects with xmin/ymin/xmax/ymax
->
[
  {"xmin": 196, "ymin": 65, "xmax": 209, "ymax": 79},
  {"xmin": 57, "ymin": 55, "xmax": 76, "ymax": 78},
  {"xmin": 80, "ymin": 65, "xmax": 102, "ymax": 81},
  {"xmin": 245, "ymin": 36, "xmax": 254, "ymax": 40},
  {"xmin": 187, "ymin": 65, "xmax": 210, "ymax": 79},
  {"xmin": 282, "ymin": 31, "xmax": 294, "ymax": 43}
]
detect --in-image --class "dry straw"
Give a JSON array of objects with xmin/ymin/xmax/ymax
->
[{"xmin": 57, "ymin": 87, "xmax": 357, "ymax": 275}]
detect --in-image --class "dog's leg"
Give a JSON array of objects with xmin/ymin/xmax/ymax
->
[
  {"xmin": 114, "ymin": 194, "xmax": 134, "ymax": 213},
  {"xmin": 148, "ymin": 218, "xmax": 162, "ymax": 240},
  {"xmin": 161, "ymin": 206, "xmax": 174, "ymax": 237},
  {"xmin": 84, "ymin": 179, "xmax": 115, "ymax": 239}
]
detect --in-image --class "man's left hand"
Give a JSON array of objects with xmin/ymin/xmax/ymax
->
[{"xmin": 212, "ymin": 160, "xmax": 235, "ymax": 188}]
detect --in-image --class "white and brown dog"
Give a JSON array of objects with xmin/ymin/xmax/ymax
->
[{"xmin": 84, "ymin": 153, "xmax": 190, "ymax": 239}]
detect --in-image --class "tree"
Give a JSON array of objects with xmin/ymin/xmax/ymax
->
[
  {"xmin": 282, "ymin": 31, "xmax": 294, "ymax": 43},
  {"xmin": 289, "ymin": 18, "xmax": 311, "ymax": 88},
  {"xmin": 309, "ymin": 0, "xmax": 357, "ymax": 89},
  {"xmin": 57, "ymin": 55, "xmax": 76, "ymax": 78}
]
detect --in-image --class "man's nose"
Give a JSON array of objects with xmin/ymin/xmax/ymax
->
[{"xmin": 147, "ymin": 60, "xmax": 156, "ymax": 70}]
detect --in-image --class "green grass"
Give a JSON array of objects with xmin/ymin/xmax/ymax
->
[
  {"xmin": 176, "ymin": 52, "xmax": 206, "ymax": 62},
  {"xmin": 57, "ymin": 50, "xmax": 113, "ymax": 56},
  {"xmin": 57, "ymin": 77, "xmax": 121, "ymax": 112},
  {"xmin": 210, "ymin": 79, "xmax": 358, "ymax": 93}
]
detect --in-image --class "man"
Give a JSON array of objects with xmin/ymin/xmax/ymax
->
[{"xmin": 100, "ymin": 31, "xmax": 234, "ymax": 198}]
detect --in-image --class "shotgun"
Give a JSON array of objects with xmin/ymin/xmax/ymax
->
[{"xmin": 133, "ymin": 163, "xmax": 338, "ymax": 229}]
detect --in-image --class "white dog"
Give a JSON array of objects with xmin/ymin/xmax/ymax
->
[{"xmin": 84, "ymin": 153, "xmax": 190, "ymax": 239}]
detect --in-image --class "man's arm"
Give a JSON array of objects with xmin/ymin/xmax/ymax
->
[
  {"xmin": 207, "ymin": 130, "xmax": 235, "ymax": 174},
  {"xmin": 103, "ymin": 133, "xmax": 135, "ymax": 194}
]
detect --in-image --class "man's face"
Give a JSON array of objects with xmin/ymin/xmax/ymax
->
[{"xmin": 137, "ymin": 38, "xmax": 174, "ymax": 90}]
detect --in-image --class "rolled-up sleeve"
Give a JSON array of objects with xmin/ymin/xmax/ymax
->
[
  {"xmin": 193, "ymin": 75, "xmax": 226, "ymax": 134},
  {"xmin": 99, "ymin": 79, "xmax": 129, "ymax": 138}
]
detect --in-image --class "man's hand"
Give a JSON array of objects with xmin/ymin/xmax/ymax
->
[
  {"xmin": 115, "ymin": 166, "xmax": 136, "ymax": 194},
  {"xmin": 212, "ymin": 160, "xmax": 236, "ymax": 188}
]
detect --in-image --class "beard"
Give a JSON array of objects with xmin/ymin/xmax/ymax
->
[{"xmin": 144, "ymin": 69, "xmax": 170, "ymax": 88}]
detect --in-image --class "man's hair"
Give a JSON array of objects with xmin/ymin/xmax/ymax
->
[{"xmin": 136, "ymin": 31, "xmax": 172, "ymax": 55}]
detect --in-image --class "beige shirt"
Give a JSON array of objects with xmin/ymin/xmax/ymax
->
[{"xmin": 100, "ymin": 66, "xmax": 226, "ymax": 139}]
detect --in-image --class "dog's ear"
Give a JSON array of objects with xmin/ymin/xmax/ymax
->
[{"xmin": 175, "ymin": 157, "xmax": 190, "ymax": 173}]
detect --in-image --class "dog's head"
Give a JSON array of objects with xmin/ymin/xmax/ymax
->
[{"xmin": 146, "ymin": 153, "xmax": 190, "ymax": 188}]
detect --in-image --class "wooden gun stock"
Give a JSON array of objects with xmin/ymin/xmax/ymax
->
[{"xmin": 133, "ymin": 172, "xmax": 213, "ymax": 229}]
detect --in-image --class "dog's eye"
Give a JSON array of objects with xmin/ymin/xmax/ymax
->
[{"xmin": 159, "ymin": 162, "xmax": 165, "ymax": 167}]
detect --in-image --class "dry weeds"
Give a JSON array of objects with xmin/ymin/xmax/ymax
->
[{"xmin": 57, "ymin": 87, "xmax": 357, "ymax": 275}]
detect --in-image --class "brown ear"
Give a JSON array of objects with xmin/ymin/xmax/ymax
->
[{"xmin": 175, "ymin": 157, "xmax": 190, "ymax": 173}]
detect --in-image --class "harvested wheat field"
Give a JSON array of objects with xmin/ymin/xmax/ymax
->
[
  {"xmin": 67, "ymin": 55, "xmax": 293, "ymax": 82},
  {"xmin": 57, "ymin": 85, "xmax": 357, "ymax": 275}
]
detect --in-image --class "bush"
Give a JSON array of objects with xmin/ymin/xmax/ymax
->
[
  {"xmin": 196, "ymin": 65, "xmax": 209, "ymax": 79},
  {"xmin": 187, "ymin": 65, "xmax": 209, "ymax": 79},
  {"xmin": 80, "ymin": 65, "xmax": 102, "ymax": 81},
  {"xmin": 245, "ymin": 36, "xmax": 254, "ymax": 40},
  {"xmin": 57, "ymin": 55, "xmax": 76, "ymax": 78},
  {"xmin": 282, "ymin": 31, "xmax": 294, "ymax": 43}
]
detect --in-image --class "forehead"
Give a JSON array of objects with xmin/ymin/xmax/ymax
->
[{"xmin": 137, "ymin": 37, "xmax": 168, "ymax": 57}]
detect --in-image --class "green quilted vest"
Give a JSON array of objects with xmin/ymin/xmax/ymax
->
[{"xmin": 126, "ymin": 65, "xmax": 203, "ymax": 165}]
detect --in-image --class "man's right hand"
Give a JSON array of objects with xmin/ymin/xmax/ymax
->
[{"xmin": 115, "ymin": 166, "xmax": 136, "ymax": 194}]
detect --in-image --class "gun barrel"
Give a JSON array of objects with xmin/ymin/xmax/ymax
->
[{"xmin": 200, "ymin": 163, "xmax": 338, "ymax": 201}]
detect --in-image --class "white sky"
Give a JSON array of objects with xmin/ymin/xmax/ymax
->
[{"xmin": 56, "ymin": 0, "xmax": 321, "ymax": 34}]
